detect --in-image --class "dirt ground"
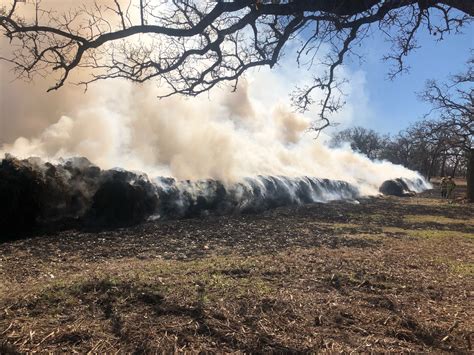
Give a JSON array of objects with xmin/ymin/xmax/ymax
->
[{"xmin": 0, "ymin": 184, "xmax": 473, "ymax": 353}]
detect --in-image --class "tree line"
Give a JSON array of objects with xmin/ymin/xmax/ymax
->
[
  {"xmin": 331, "ymin": 53, "xmax": 473, "ymax": 201},
  {"xmin": 330, "ymin": 122, "xmax": 469, "ymax": 180}
]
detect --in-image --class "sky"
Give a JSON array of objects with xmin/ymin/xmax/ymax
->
[{"xmin": 344, "ymin": 24, "xmax": 473, "ymax": 135}]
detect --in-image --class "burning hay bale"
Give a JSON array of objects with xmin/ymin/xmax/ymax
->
[
  {"xmin": 153, "ymin": 176, "xmax": 361, "ymax": 218},
  {"xmin": 0, "ymin": 155, "xmax": 46, "ymax": 235},
  {"xmin": 154, "ymin": 178, "xmax": 235, "ymax": 219},
  {"xmin": 379, "ymin": 178, "xmax": 416, "ymax": 197},
  {"xmin": 1, "ymin": 154, "xmax": 429, "ymax": 239},
  {"xmin": 0, "ymin": 158, "xmax": 360, "ymax": 238},
  {"xmin": 86, "ymin": 175, "xmax": 158, "ymax": 228},
  {"xmin": 0, "ymin": 155, "xmax": 158, "ymax": 240}
]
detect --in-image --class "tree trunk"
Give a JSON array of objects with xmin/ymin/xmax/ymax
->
[
  {"xmin": 467, "ymin": 148, "xmax": 474, "ymax": 203},
  {"xmin": 427, "ymin": 152, "xmax": 439, "ymax": 181},
  {"xmin": 452, "ymin": 154, "xmax": 460, "ymax": 177},
  {"xmin": 440, "ymin": 154, "xmax": 447, "ymax": 177}
]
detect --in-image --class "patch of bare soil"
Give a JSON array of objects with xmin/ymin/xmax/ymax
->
[{"xmin": 0, "ymin": 186, "xmax": 472, "ymax": 352}]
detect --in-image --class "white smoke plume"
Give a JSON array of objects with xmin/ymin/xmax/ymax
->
[
  {"xmin": 0, "ymin": 71, "xmax": 425, "ymax": 196},
  {"xmin": 0, "ymin": 0, "xmax": 428, "ymax": 199}
]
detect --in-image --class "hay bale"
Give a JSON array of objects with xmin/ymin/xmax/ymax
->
[
  {"xmin": 379, "ymin": 178, "xmax": 412, "ymax": 197},
  {"xmin": 86, "ymin": 179, "xmax": 157, "ymax": 227},
  {"xmin": 0, "ymin": 156, "xmax": 45, "ymax": 239}
]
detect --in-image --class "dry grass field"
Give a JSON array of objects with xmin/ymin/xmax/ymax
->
[{"xmin": 0, "ymin": 185, "xmax": 472, "ymax": 352}]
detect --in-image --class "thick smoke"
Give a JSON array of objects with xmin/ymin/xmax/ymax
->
[
  {"xmin": 0, "ymin": 74, "xmax": 425, "ymax": 196},
  {"xmin": 0, "ymin": 1, "xmax": 431, "ymax": 237}
]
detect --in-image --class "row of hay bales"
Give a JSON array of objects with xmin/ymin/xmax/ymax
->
[
  {"xmin": 1, "ymin": 155, "xmax": 416, "ymax": 241},
  {"xmin": 0, "ymin": 156, "xmax": 158, "ymax": 240}
]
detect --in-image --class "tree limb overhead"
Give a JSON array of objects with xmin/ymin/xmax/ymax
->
[{"xmin": 1, "ymin": 0, "xmax": 472, "ymax": 129}]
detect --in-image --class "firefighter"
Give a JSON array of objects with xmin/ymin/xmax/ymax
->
[
  {"xmin": 440, "ymin": 177, "xmax": 448, "ymax": 198},
  {"xmin": 446, "ymin": 177, "xmax": 456, "ymax": 199}
]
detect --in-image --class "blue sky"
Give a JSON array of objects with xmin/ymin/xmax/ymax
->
[{"xmin": 346, "ymin": 24, "xmax": 473, "ymax": 135}]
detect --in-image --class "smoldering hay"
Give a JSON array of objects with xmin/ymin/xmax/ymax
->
[
  {"xmin": 0, "ymin": 75, "xmax": 425, "ymax": 189},
  {"xmin": 0, "ymin": 37, "xmax": 430, "ymax": 235},
  {"xmin": 0, "ymin": 79, "xmax": 430, "ymax": 235},
  {"xmin": 0, "ymin": 153, "xmax": 427, "ymax": 236}
]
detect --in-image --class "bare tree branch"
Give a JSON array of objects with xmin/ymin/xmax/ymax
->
[{"xmin": 1, "ymin": 0, "xmax": 473, "ymax": 131}]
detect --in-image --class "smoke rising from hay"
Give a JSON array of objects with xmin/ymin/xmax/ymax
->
[
  {"xmin": 0, "ymin": 69, "xmax": 423, "ymax": 196},
  {"xmin": 0, "ymin": 0, "xmax": 427, "ymax": 198}
]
